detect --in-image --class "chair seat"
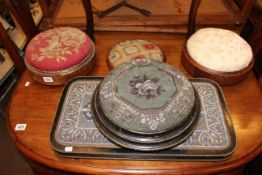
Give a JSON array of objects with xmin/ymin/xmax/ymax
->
[
  {"xmin": 107, "ymin": 40, "xmax": 164, "ymax": 69},
  {"xmin": 25, "ymin": 27, "xmax": 93, "ymax": 71}
]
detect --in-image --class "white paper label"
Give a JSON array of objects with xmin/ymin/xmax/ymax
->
[
  {"xmin": 25, "ymin": 81, "xmax": 30, "ymax": 87},
  {"xmin": 43, "ymin": 77, "xmax": 53, "ymax": 83},
  {"xmin": 15, "ymin": 124, "xmax": 27, "ymax": 131},
  {"xmin": 65, "ymin": 146, "xmax": 73, "ymax": 152}
]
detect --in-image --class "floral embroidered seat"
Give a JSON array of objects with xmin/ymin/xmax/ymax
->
[
  {"xmin": 107, "ymin": 39, "xmax": 164, "ymax": 69},
  {"xmin": 25, "ymin": 27, "xmax": 95, "ymax": 85}
]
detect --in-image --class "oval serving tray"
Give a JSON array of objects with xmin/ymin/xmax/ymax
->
[{"xmin": 50, "ymin": 77, "xmax": 237, "ymax": 161}]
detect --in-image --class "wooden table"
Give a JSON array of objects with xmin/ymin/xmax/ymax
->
[{"xmin": 7, "ymin": 32, "xmax": 262, "ymax": 175}]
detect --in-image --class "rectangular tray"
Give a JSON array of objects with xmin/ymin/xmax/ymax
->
[{"xmin": 50, "ymin": 77, "xmax": 236, "ymax": 161}]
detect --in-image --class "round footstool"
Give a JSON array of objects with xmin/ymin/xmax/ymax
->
[
  {"xmin": 25, "ymin": 27, "xmax": 95, "ymax": 85},
  {"xmin": 182, "ymin": 28, "xmax": 254, "ymax": 86},
  {"xmin": 107, "ymin": 39, "xmax": 165, "ymax": 69}
]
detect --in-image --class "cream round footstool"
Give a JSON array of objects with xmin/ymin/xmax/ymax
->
[
  {"xmin": 25, "ymin": 27, "xmax": 95, "ymax": 85},
  {"xmin": 182, "ymin": 28, "xmax": 254, "ymax": 86},
  {"xmin": 107, "ymin": 39, "xmax": 165, "ymax": 69}
]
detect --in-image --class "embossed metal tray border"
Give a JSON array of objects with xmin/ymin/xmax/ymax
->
[{"xmin": 50, "ymin": 77, "xmax": 237, "ymax": 161}]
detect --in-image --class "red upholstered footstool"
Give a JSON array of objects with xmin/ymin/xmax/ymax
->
[{"xmin": 25, "ymin": 27, "xmax": 95, "ymax": 85}]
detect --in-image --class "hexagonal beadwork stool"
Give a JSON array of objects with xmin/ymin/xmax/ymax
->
[
  {"xmin": 107, "ymin": 40, "xmax": 165, "ymax": 69},
  {"xmin": 182, "ymin": 28, "xmax": 254, "ymax": 86},
  {"xmin": 92, "ymin": 59, "xmax": 200, "ymax": 151},
  {"xmin": 25, "ymin": 27, "xmax": 95, "ymax": 85}
]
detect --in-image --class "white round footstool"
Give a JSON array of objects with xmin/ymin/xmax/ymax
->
[{"xmin": 182, "ymin": 28, "xmax": 254, "ymax": 86}]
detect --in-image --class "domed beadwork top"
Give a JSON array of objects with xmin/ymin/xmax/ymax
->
[{"xmin": 98, "ymin": 59, "xmax": 196, "ymax": 134}]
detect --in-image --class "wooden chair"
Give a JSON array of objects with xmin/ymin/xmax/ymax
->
[
  {"xmin": 39, "ymin": 0, "xmax": 95, "ymax": 40},
  {"xmin": 5, "ymin": 0, "xmax": 38, "ymax": 40},
  {"xmin": 38, "ymin": 0, "xmax": 54, "ymax": 18},
  {"xmin": 0, "ymin": 22, "xmax": 25, "ymax": 74},
  {"xmin": 0, "ymin": 0, "xmax": 38, "ymax": 74}
]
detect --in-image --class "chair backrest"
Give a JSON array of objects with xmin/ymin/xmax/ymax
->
[
  {"xmin": 0, "ymin": 0, "xmax": 200, "ymax": 75},
  {"xmin": 6, "ymin": 0, "xmax": 38, "ymax": 40},
  {"xmin": 82, "ymin": 0, "xmax": 200, "ymax": 40},
  {"xmin": 0, "ymin": 0, "xmax": 39, "ymax": 74},
  {"xmin": 8, "ymin": 0, "xmax": 95, "ymax": 40},
  {"xmin": 0, "ymin": 0, "xmax": 96, "ymax": 75},
  {"xmin": 82, "ymin": 0, "xmax": 95, "ymax": 41},
  {"xmin": 38, "ymin": 0, "xmax": 95, "ymax": 41},
  {"xmin": 0, "ymin": 22, "xmax": 25, "ymax": 74},
  {"xmin": 187, "ymin": 0, "xmax": 201, "ymax": 38}
]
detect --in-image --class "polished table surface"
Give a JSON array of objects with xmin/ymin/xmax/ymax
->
[{"xmin": 8, "ymin": 32, "xmax": 262, "ymax": 175}]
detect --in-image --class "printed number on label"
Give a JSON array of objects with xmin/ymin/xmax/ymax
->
[
  {"xmin": 43, "ymin": 77, "xmax": 53, "ymax": 83},
  {"xmin": 15, "ymin": 124, "xmax": 27, "ymax": 131},
  {"xmin": 65, "ymin": 146, "xmax": 73, "ymax": 152},
  {"xmin": 25, "ymin": 81, "xmax": 30, "ymax": 87}
]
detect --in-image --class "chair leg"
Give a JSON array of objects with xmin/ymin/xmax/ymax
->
[
  {"xmin": 187, "ymin": 0, "xmax": 201, "ymax": 38},
  {"xmin": 97, "ymin": 1, "xmax": 151, "ymax": 18},
  {"xmin": 5, "ymin": 0, "xmax": 38, "ymax": 40},
  {"xmin": 0, "ymin": 23, "xmax": 25, "ymax": 74},
  {"xmin": 97, "ymin": 1, "xmax": 125, "ymax": 18},
  {"xmin": 0, "ymin": 108, "xmax": 6, "ymax": 118},
  {"xmin": 82, "ymin": 0, "xmax": 95, "ymax": 41}
]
